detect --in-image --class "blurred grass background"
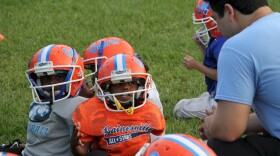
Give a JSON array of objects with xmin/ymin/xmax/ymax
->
[{"xmin": 0, "ymin": 0, "xmax": 279, "ymax": 143}]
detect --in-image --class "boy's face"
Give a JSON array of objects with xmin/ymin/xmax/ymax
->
[
  {"xmin": 109, "ymin": 81, "xmax": 138, "ymax": 102},
  {"xmin": 39, "ymin": 73, "xmax": 66, "ymax": 93}
]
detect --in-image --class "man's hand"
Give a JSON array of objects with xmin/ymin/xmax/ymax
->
[
  {"xmin": 198, "ymin": 107, "xmax": 216, "ymax": 141},
  {"xmin": 199, "ymin": 115, "xmax": 215, "ymax": 141}
]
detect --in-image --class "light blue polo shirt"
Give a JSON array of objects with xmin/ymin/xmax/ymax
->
[{"xmin": 215, "ymin": 12, "xmax": 280, "ymax": 139}]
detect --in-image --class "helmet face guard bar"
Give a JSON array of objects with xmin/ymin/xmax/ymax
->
[
  {"xmin": 96, "ymin": 73, "xmax": 152, "ymax": 113},
  {"xmin": 26, "ymin": 65, "xmax": 84, "ymax": 104},
  {"xmin": 192, "ymin": 13, "xmax": 218, "ymax": 45},
  {"xmin": 83, "ymin": 56, "xmax": 108, "ymax": 73},
  {"xmin": 83, "ymin": 56, "xmax": 108, "ymax": 89}
]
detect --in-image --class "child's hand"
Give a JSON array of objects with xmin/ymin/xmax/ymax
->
[
  {"xmin": 183, "ymin": 55, "xmax": 199, "ymax": 70},
  {"xmin": 71, "ymin": 122, "xmax": 84, "ymax": 147}
]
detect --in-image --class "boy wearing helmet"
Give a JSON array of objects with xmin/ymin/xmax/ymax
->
[
  {"xmin": 71, "ymin": 54, "xmax": 165, "ymax": 156},
  {"xmin": 78, "ymin": 37, "xmax": 135, "ymax": 98},
  {"xmin": 79, "ymin": 37, "xmax": 163, "ymax": 115},
  {"xmin": 22, "ymin": 44, "xmax": 87, "ymax": 156},
  {"xmin": 173, "ymin": 0, "xmax": 226, "ymax": 119}
]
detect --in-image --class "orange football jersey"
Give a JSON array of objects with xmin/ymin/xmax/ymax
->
[{"xmin": 73, "ymin": 98, "xmax": 165, "ymax": 156}]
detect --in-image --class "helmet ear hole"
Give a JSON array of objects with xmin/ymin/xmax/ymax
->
[
  {"xmin": 136, "ymin": 85, "xmax": 146, "ymax": 104},
  {"xmin": 137, "ymin": 78, "xmax": 146, "ymax": 86}
]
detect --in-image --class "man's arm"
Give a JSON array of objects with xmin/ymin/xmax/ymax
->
[
  {"xmin": 202, "ymin": 100, "xmax": 251, "ymax": 142},
  {"xmin": 245, "ymin": 113, "xmax": 264, "ymax": 134}
]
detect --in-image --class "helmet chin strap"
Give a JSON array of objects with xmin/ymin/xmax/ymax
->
[
  {"xmin": 43, "ymin": 90, "xmax": 59, "ymax": 105},
  {"xmin": 117, "ymin": 96, "xmax": 133, "ymax": 105},
  {"xmin": 43, "ymin": 89, "xmax": 66, "ymax": 105},
  {"xmin": 43, "ymin": 90, "xmax": 61, "ymax": 97},
  {"xmin": 113, "ymin": 97, "xmax": 134, "ymax": 115},
  {"xmin": 106, "ymin": 91, "xmax": 133, "ymax": 105}
]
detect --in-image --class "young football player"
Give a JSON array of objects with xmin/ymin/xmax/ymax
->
[
  {"xmin": 79, "ymin": 37, "xmax": 163, "ymax": 114},
  {"xmin": 78, "ymin": 36, "xmax": 135, "ymax": 98},
  {"xmin": 173, "ymin": 0, "xmax": 226, "ymax": 119},
  {"xmin": 22, "ymin": 44, "xmax": 87, "ymax": 156},
  {"xmin": 71, "ymin": 54, "xmax": 165, "ymax": 156}
]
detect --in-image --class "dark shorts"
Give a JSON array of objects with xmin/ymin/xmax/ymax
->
[{"xmin": 207, "ymin": 133, "xmax": 280, "ymax": 156}]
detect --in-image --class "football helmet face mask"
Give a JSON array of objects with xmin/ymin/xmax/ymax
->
[
  {"xmin": 143, "ymin": 134, "xmax": 216, "ymax": 156},
  {"xmin": 83, "ymin": 37, "xmax": 135, "ymax": 89},
  {"xmin": 96, "ymin": 54, "xmax": 152, "ymax": 115},
  {"xmin": 26, "ymin": 44, "xmax": 85, "ymax": 104},
  {"xmin": 192, "ymin": 0, "xmax": 221, "ymax": 45}
]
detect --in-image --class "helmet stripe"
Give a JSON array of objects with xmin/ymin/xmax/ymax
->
[
  {"xmin": 72, "ymin": 49, "xmax": 78, "ymax": 65},
  {"xmin": 114, "ymin": 54, "xmax": 126, "ymax": 71},
  {"xmin": 97, "ymin": 41, "xmax": 104, "ymax": 70},
  {"xmin": 38, "ymin": 44, "xmax": 56, "ymax": 62},
  {"xmin": 159, "ymin": 134, "xmax": 210, "ymax": 156}
]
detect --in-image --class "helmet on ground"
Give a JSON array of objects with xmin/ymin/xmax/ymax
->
[
  {"xmin": 143, "ymin": 134, "xmax": 216, "ymax": 156},
  {"xmin": 26, "ymin": 44, "xmax": 85, "ymax": 104},
  {"xmin": 96, "ymin": 54, "xmax": 152, "ymax": 115},
  {"xmin": 192, "ymin": 0, "xmax": 222, "ymax": 45}
]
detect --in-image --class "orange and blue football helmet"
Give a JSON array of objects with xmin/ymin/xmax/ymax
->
[
  {"xmin": 96, "ymin": 54, "xmax": 152, "ymax": 115},
  {"xmin": 143, "ymin": 134, "xmax": 216, "ymax": 156},
  {"xmin": 26, "ymin": 44, "xmax": 85, "ymax": 104},
  {"xmin": 83, "ymin": 37, "xmax": 136, "ymax": 89},
  {"xmin": 192, "ymin": 0, "xmax": 222, "ymax": 45}
]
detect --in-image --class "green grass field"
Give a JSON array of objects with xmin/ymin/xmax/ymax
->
[{"xmin": 1, "ymin": 0, "xmax": 279, "ymax": 144}]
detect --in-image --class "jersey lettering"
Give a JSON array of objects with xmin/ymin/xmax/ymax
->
[
  {"xmin": 28, "ymin": 123, "xmax": 49, "ymax": 135},
  {"xmin": 102, "ymin": 123, "xmax": 152, "ymax": 136}
]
